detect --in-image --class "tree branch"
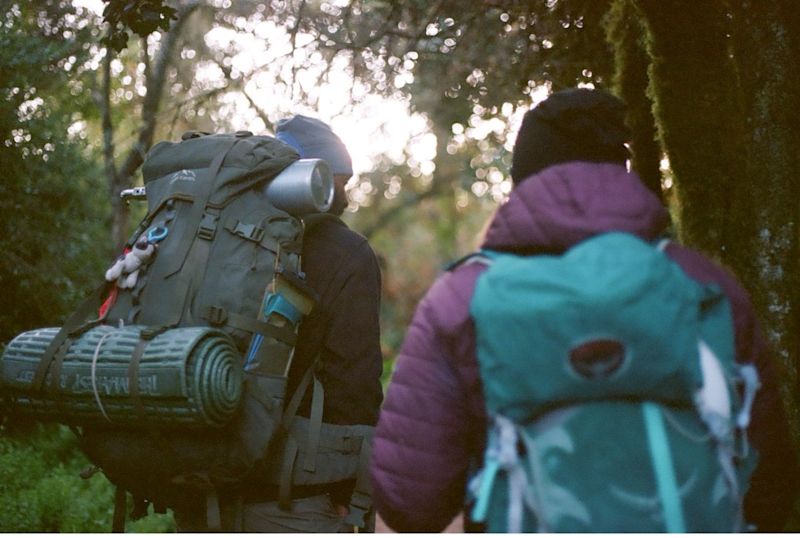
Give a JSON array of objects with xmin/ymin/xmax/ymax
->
[
  {"xmin": 101, "ymin": 50, "xmax": 118, "ymax": 194},
  {"xmin": 117, "ymin": 1, "xmax": 201, "ymax": 182},
  {"xmin": 362, "ymin": 182, "xmax": 448, "ymax": 239}
]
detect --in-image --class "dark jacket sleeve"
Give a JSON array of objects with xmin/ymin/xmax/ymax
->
[
  {"xmin": 293, "ymin": 216, "xmax": 384, "ymax": 426},
  {"xmin": 666, "ymin": 244, "xmax": 800, "ymax": 531},
  {"xmin": 371, "ymin": 263, "xmax": 487, "ymax": 532},
  {"xmin": 319, "ymin": 239, "xmax": 384, "ymax": 426}
]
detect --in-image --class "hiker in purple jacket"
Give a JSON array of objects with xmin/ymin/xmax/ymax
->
[{"xmin": 370, "ymin": 88, "xmax": 799, "ymax": 532}]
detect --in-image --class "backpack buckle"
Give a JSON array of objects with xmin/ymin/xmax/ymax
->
[
  {"xmin": 206, "ymin": 306, "xmax": 228, "ymax": 326},
  {"xmin": 197, "ymin": 211, "xmax": 219, "ymax": 241},
  {"xmin": 344, "ymin": 491, "xmax": 371, "ymax": 529},
  {"xmin": 232, "ymin": 222, "xmax": 265, "ymax": 243}
]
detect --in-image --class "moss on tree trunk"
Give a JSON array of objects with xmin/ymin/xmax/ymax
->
[
  {"xmin": 727, "ymin": 0, "xmax": 800, "ymax": 430},
  {"xmin": 604, "ymin": 0, "xmax": 663, "ymax": 202},
  {"xmin": 630, "ymin": 0, "xmax": 800, "ymax": 443},
  {"xmin": 633, "ymin": 0, "xmax": 748, "ymax": 255}
]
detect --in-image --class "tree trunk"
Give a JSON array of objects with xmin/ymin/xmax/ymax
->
[
  {"xmin": 103, "ymin": 2, "xmax": 200, "ymax": 252},
  {"xmin": 604, "ymin": 0, "xmax": 663, "ymax": 202},
  {"xmin": 727, "ymin": 0, "xmax": 800, "ymax": 428},
  {"xmin": 633, "ymin": 0, "xmax": 747, "ymax": 256},
  {"xmin": 633, "ymin": 0, "xmax": 800, "ymax": 437},
  {"xmin": 101, "ymin": 51, "xmax": 130, "ymax": 257}
]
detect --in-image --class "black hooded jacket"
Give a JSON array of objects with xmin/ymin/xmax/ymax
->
[{"xmin": 290, "ymin": 213, "xmax": 383, "ymax": 426}]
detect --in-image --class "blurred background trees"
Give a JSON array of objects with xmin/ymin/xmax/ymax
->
[{"xmin": 0, "ymin": 0, "xmax": 798, "ymax": 530}]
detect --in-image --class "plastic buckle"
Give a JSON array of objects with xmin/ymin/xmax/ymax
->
[
  {"xmin": 206, "ymin": 306, "xmax": 228, "ymax": 326},
  {"xmin": 234, "ymin": 222, "xmax": 264, "ymax": 243},
  {"xmin": 197, "ymin": 212, "xmax": 219, "ymax": 241},
  {"xmin": 344, "ymin": 491, "xmax": 371, "ymax": 529}
]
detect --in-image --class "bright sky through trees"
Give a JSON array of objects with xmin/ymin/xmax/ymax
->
[{"xmin": 71, "ymin": 0, "xmax": 546, "ymax": 210}]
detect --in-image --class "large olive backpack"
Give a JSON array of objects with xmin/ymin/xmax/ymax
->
[{"xmin": 0, "ymin": 131, "xmax": 373, "ymax": 530}]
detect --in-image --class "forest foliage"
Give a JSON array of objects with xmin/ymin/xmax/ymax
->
[{"xmin": 0, "ymin": 0, "xmax": 798, "ymax": 531}]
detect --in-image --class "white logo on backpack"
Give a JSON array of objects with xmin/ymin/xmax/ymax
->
[{"xmin": 169, "ymin": 169, "xmax": 196, "ymax": 184}]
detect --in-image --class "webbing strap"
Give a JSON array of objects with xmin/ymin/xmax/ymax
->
[
  {"xmin": 128, "ymin": 338, "xmax": 148, "ymax": 421},
  {"xmin": 278, "ymin": 436, "xmax": 299, "ymax": 511},
  {"xmin": 470, "ymin": 458, "xmax": 500, "ymax": 523},
  {"xmin": 206, "ymin": 489, "xmax": 222, "ymax": 531},
  {"xmin": 47, "ymin": 337, "xmax": 71, "ymax": 400},
  {"xmin": 205, "ymin": 307, "xmax": 297, "ymax": 346},
  {"xmin": 230, "ymin": 495, "xmax": 244, "ymax": 532},
  {"xmin": 224, "ymin": 219, "xmax": 281, "ymax": 253},
  {"xmin": 302, "ymin": 375, "xmax": 324, "ymax": 472},
  {"xmin": 642, "ymin": 402, "xmax": 685, "ymax": 533},
  {"xmin": 32, "ymin": 282, "xmax": 109, "ymax": 393},
  {"xmin": 138, "ymin": 193, "xmax": 193, "ymax": 238},
  {"xmin": 161, "ymin": 138, "xmax": 237, "ymax": 277},
  {"xmin": 344, "ymin": 430, "xmax": 374, "ymax": 530},
  {"xmin": 273, "ymin": 359, "xmax": 319, "ymax": 511},
  {"xmin": 281, "ymin": 360, "xmax": 317, "ymax": 425},
  {"xmin": 137, "ymin": 138, "xmax": 238, "ymax": 327},
  {"xmin": 112, "ymin": 486, "xmax": 126, "ymax": 533}
]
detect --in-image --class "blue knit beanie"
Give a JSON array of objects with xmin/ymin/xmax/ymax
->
[{"xmin": 275, "ymin": 115, "xmax": 353, "ymax": 176}]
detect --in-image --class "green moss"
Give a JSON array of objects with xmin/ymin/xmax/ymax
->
[
  {"xmin": 604, "ymin": 0, "xmax": 663, "ymax": 201},
  {"xmin": 634, "ymin": 0, "xmax": 747, "ymax": 255}
]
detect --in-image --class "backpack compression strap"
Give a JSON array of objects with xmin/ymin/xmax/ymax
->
[
  {"xmin": 274, "ymin": 358, "xmax": 325, "ymax": 510},
  {"xmin": 136, "ymin": 136, "xmax": 240, "ymax": 329},
  {"xmin": 343, "ymin": 429, "xmax": 374, "ymax": 530},
  {"xmin": 269, "ymin": 358, "xmax": 375, "ymax": 530},
  {"xmin": 470, "ymin": 414, "xmax": 543, "ymax": 533},
  {"xmin": 31, "ymin": 281, "xmax": 111, "ymax": 394}
]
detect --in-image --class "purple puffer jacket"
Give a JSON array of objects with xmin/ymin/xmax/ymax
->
[{"xmin": 371, "ymin": 162, "xmax": 799, "ymax": 532}]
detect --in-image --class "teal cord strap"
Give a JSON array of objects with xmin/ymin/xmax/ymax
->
[
  {"xmin": 471, "ymin": 458, "xmax": 500, "ymax": 522},
  {"xmin": 642, "ymin": 402, "xmax": 686, "ymax": 533}
]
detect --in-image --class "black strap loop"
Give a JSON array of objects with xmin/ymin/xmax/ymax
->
[
  {"xmin": 303, "ymin": 375, "xmax": 325, "ymax": 473},
  {"xmin": 33, "ymin": 282, "xmax": 110, "ymax": 394},
  {"xmin": 128, "ymin": 337, "xmax": 149, "ymax": 421},
  {"xmin": 204, "ymin": 306, "xmax": 297, "ymax": 346},
  {"xmin": 344, "ymin": 432, "xmax": 374, "ymax": 530}
]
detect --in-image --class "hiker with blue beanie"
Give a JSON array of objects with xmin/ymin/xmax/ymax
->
[
  {"xmin": 251, "ymin": 115, "xmax": 382, "ymax": 531},
  {"xmin": 174, "ymin": 115, "xmax": 383, "ymax": 532},
  {"xmin": 370, "ymin": 88, "xmax": 799, "ymax": 532}
]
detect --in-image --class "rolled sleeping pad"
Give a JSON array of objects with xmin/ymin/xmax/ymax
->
[{"xmin": 0, "ymin": 325, "xmax": 243, "ymax": 428}]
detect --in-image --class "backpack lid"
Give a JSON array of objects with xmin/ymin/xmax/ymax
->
[
  {"xmin": 142, "ymin": 132, "xmax": 300, "ymax": 208},
  {"xmin": 470, "ymin": 232, "xmax": 733, "ymax": 422}
]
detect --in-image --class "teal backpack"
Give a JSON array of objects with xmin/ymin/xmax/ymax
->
[{"xmin": 467, "ymin": 232, "xmax": 759, "ymax": 532}]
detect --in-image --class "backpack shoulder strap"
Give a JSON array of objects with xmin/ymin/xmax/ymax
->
[
  {"xmin": 302, "ymin": 212, "xmax": 342, "ymax": 230},
  {"xmin": 274, "ymin": 357, "xmax": 323, "ymax": 510},
  {"xmin": 445, "ymin": 250, "xmax": 496, "ymax": 272}
]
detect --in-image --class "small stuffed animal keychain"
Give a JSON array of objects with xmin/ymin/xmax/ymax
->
[{"xmin": 104, "ymin": 226, "xmax": 168, "ymax": 289}]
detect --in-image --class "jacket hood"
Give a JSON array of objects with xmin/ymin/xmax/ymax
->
[{"xmin": 482, "ymin": 161, "xmax": 669, "ymax": 253}]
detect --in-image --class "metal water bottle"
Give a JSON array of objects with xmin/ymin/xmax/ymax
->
[{"xmin": 264, "ymin": 158, "xmax": 334, "ymax": 215}]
